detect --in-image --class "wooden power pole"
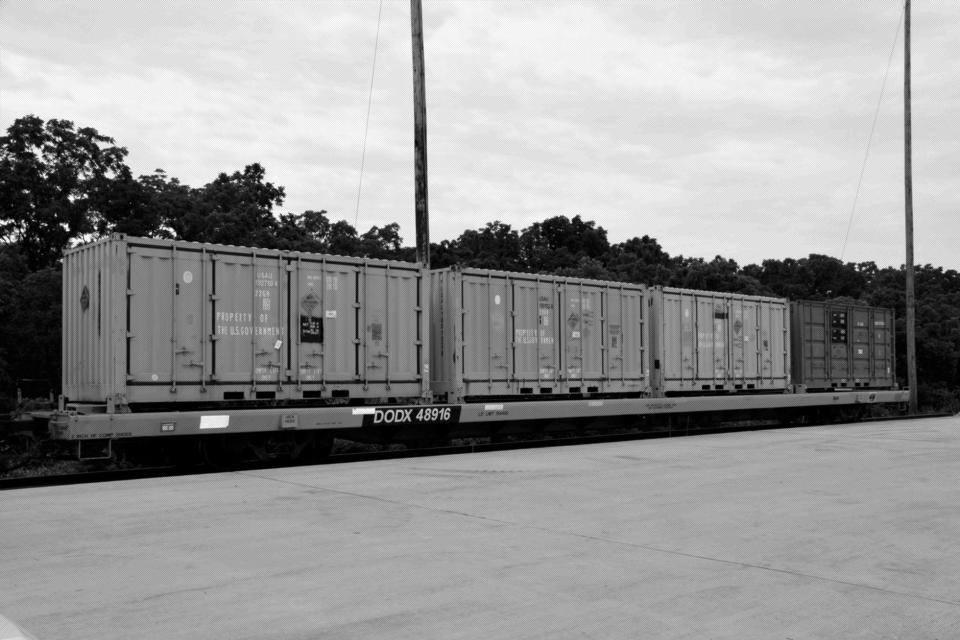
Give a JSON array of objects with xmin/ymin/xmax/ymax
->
[
  {"xmin": 904, "ymin": 0, "xmax": 918, "ymax": 414},
  {"xmin": 411, "ymin": 0, "xmax": 430, "ymax": 267}
]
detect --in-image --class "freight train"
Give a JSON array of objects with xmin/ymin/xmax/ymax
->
[{"xmin": 50, "ymin": 235, "xmax": 907, "ymax": 461}]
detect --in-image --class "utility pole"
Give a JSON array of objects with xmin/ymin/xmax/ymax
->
[
  {"xmin": 411, "ymin": 0, "xmax": 430, "ymax": 267},
  {"xmin": 904, "ymin": 0, "xmax": 918, "ymax": 414}
]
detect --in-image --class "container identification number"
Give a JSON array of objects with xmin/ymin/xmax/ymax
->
[{"xmin": 363, "ymin": 406, "xmax": 461, "ymax": 426}]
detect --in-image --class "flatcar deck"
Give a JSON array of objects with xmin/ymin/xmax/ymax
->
[
  {"xmin": 3, "ymin": 415, "xmax": 958, "ymax": 639},
  {"xmin": 50, "ymin": 389, "xmax": 908, "ymax": 442}
]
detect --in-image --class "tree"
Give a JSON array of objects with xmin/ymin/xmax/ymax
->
[
  {"xmin": 0, "ymin": 115, "xmax": 131, "ymax": 269},
  {"xmin": 327, "ymin": 220, "xmax": 364, "ymax": 256},
  {"xmin": 95, "ymin": 169, "xmax": 194, "ymax": 239},
  {"xmin": 606, "ymin": 235, "xmax": 674, "ymax": 285},
  {"xmin": 0, "ymin": 245, "xmax": 27, "ymax": 405},
  {"xmin": 167, "ymin": 163, "xmax": 285, "ymax": 246},
  {"xmin": 0, "ymin": 244, "xmax": 61, "ymax": 407},
  {"xmin": 749, "ymin": 254, "xmax": 866, "ymax": 300},
  {"xmin": 275, "ymin": 209, "xmax": 334, "ymax": 253},
  {"xmin": 557, "ymin": 255, "xmax": 612, "ymax": 280},
  {"xmin": 274, "ymin": 210, "xmax": 367, "ymax": 255},
  {"xmin": 434, "ymin": 221, "xmax": 523, "ymax": 270},
  {"xmin": 670, "ymin": 255, "xmax": 768, "ymax": 294},
  {"xmin": 519, "ymin": 215, "xmax": 610, "ymax": 273},
  {"xmin": 359, "ymin": 223, "xmax": 405, "ymax": 259}
]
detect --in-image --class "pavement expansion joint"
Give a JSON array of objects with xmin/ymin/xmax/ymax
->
[
  {"xmin": 234, "ymin": 470, "xmax": 517, "ymax": 526},
  {"xmin": 543, "ymin": 528, "xmax": 960, "ymax": 609},
  {"xmin": 236, "ymin": 469, "xmax": 960, "ymax": 610}
]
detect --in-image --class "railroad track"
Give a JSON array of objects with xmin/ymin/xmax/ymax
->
[{"xmin": 1, "ymin": 412, "xmax": 948, "ymax": 491}]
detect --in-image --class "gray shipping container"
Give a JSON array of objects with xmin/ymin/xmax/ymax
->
[
  {"xmin": 649, "ymin": 287, "xmax": 790, "ymax": 394},
  {"xmin": 430, "ymin": 268, "xmax": 650, "ymax": 402},
  {"xmin": 63, "ymin": 235, "xmax": 428, "ymax": 409},
  {"xmin": 790, "ymin": 300, "xmax": 895, "ymax": 391}
]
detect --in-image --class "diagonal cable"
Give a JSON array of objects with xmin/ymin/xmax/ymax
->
[
  {"xmin": 840, "ymin": 3, "xmax": 905, "ymax": 261},
  {"xmin": 355, "ymin": 0, "xmax": 385, "ymax": 229}
]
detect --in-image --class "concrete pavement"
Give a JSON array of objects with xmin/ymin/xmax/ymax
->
[{"xmin": 2, "ymin": 417, "xmax": 959, "ymax": 639}]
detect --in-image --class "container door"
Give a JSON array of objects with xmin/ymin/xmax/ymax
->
[
  {"xmin": 581, "ymin": 288, "xmax": 604, "ymax": 383},
  {"xmin": 872, "ymin": 309, "xmax": 894, "ymax": 383},
  {"xmin": 802, "ymin": 304, "xmax": 829, "ymax": 384},
  {"xmin": 698, "ymin": 296, "xmax": 728, "ymax": 382},
  {"xmin": 171, "ymin": 251, "xmax": 206, "ymax": 388},
  {"xmin": 386, "ymin": 268, "xmax": 422, "ymax": 385},
  {"xmin": 359, "ymin": 266, "xmax": 422, "ymax": 384},
  {"xmin": 127, "ymin": 246, "xmax": 205, "ymax": 388},
  {"xmin": 510, "ymin": 280, "xmax": 538, "ymax": 384},
  {"xmin": 851, "ymin": 308, "xmax": 872, "ymax": 380},
  {"xmin": 563, "ymin": 285, "xmax": 602, "ymax": 384},
  {"xmin": 830, "ymin": 308, "xmax": 850, "ymax": 380},
  {"xmin": 729, "ymin": 298, "xmax": 752, "ymax": 383},
  {"xmin": 211, "ymin": 254, "xmax": 285, "ymax": 390},
  {"xmin": 606, "ymin": 291, "xmax": 625, "ymax": 385},
  {"xmin": 359, "ymin": 266, "xmax": 387, "ymax": 384},
  {"xmin": 486, "ymin": 278, "xmax": 510, "ymax": 383},
  {"xmin": 660, "ymin": 291, "xmax": 696, "ymax": 384},
  {"xmin": 758, "ymin": 300, "xmax": 787, "ymax": 382},
  {"xmin": 606, "ymin": 288, "xmax": 647, "ymax": 386},
  {"xmin": 292, "ymin": 261, "xmax": 357, "ymax": 384},
  {"xmin": 511, "ymin": 280, "xmax": 558, "ymax": 385},
  {"xmin": 460, "ymin": 276, "xmax": 487, "ymax": 384},
  {"xmin": 460, "ymin": 275, "xmax": 511, "ymax": 386}
]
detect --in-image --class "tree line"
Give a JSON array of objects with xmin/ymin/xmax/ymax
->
[{"xmin": 2, "ymin": 115, "xmax": 957, "ymax": 411}]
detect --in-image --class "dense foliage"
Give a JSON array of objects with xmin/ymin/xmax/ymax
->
[{"xmin": 2, "ymin": 115, "xmax": 957, "ymax": 411}]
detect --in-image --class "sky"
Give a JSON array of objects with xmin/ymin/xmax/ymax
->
[{"xmin": 2, "ymin": 1, "xmax": 958, "ymax": 269}]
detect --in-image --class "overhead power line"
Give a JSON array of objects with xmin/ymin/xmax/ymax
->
[
  {"xmin": 840, "ymin": 3, "xmax": 905, "ymax": 261},
  {"xmin": 355, "ymin": 0, "xmax": 385, "ymax": 229}
]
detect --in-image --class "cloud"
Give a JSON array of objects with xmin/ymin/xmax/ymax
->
[{"xmin": 1, "ymin": 1, "xmax": 957, "ymax": 268}]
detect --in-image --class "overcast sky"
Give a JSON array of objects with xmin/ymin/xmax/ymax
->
[{"xmin": 2, "ymin": 1, "xmax": 957, "ymax": 269}]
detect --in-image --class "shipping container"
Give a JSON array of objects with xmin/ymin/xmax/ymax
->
[
  {"xmin": 62, "ymin": 235, "xmax": 428, "ymax": 410},
  {"xmin": 790, "ymin": 301, "xmax": 895, "ymax": 391},
  {"xmin": 430, "ymin": 268, "xmax": 650, "ymax": 403},
  {"xmin": 649, "ymin": 287, "xmax": 790, "ymax": 394}
]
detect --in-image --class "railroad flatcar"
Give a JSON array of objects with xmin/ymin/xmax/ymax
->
[
  {"xmin": 62, "ymin": 235, "xmax": 429, "ymax": 412},
  {"xmin": 50, "ymin": 236, "xmax": 906, "ymax": 462}
]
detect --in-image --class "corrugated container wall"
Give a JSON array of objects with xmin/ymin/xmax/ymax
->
[
  {"xmin": 430, "ymin": 268, "xmax": 650, "ymax": 403},
  {"xmin": 790, "ymin": 301, "xmax": 895, "ymax": 391},
  {"xmin": 63, "ymin": 236, "xmax": 428, "ymax": 409},
  {"xmin": 649, "ymin": 287, "xmax": 790, "ymax": 394}
]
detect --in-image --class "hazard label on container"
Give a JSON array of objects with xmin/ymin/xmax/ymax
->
[
  {"xmin": 300, "ymin": 315, "xmax": 323, "ymax": 343},
  {"xmin": 301, "ymin": 292, "xmax": 320, "ymax": 315}
]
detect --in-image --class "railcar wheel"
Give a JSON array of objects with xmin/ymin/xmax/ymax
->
[
  {"xmin": 246, "ymin": 431, "xmax": 333, "ymax": 463},
  {"xmin": 199, "ymin": 432, "xmax": 333, "ymax": 468},
  {"xmin": 297, "ymin": 433, "xmax": 334, "ymax": 463}
]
